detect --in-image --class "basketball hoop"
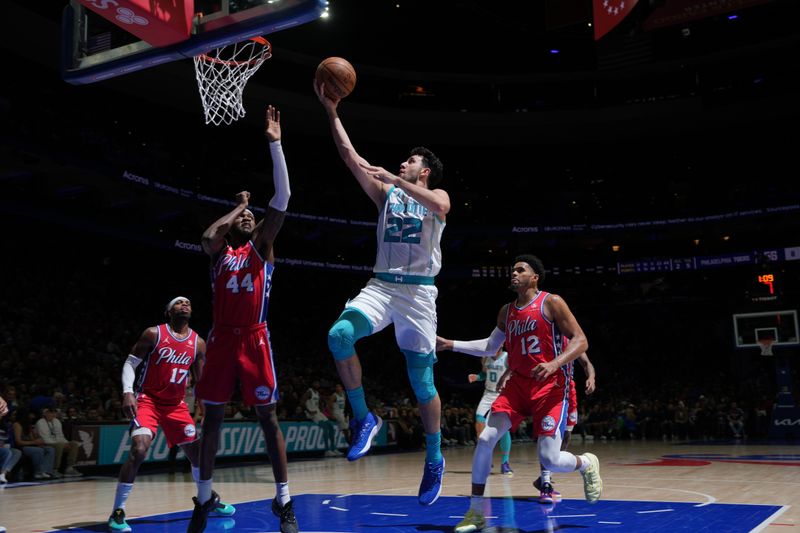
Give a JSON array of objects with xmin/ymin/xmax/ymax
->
[
  {"xmin": 193, "ymin": 37, "xmax": 272, "ymax": 126},
  {"xmin": 758, "ymin": 338, "xmax": 774, "ymax": 356}
]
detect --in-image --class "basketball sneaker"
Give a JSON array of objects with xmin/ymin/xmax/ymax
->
[
  {"xmin": 537, "ymin": 482, "xmax": 562, "ymax": 504},
  {"xmin": 500, "ymin": 461, "xmax": 514, "ymax": 476},
  {"xmin": 580, "ymin": 453, "xmax": 602, "ymax": 503},
  {"xmin": 271, "ymin": 498, "xmax": 298, "ymax": 533},
  {"xmin": 418, "ymin": 457, "xmax": 445, "ymax": 506},
  {"xmin": 107, "ymin": 508, "xmax": 131, "ymax": 532},
  {"xmin": 187, "ymin": 492, "xmax": 220, "ymax": 533},
  {"xmin": 347, "ymin": 412, "xmax": 382, "ymax": 461},
  {"xmin": 454, "ymin": 508, "xmax": 486, "ymax": 533},
  {"xmin": 211, "ymin": 491, "xmax": 236, "ymax": 516}
]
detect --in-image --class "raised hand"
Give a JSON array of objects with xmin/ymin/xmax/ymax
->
[
  {"xmin": 313, "ymin": 79, "xmax": 339, "ymax": 112},
  {"xmin": 265, "ymin": 105, "xmax": 281, "ymax": 142},
  {"xmin": 235, "ymin": 191, "xmax": 251, "ymax": 207},
  {"xmin": 359, "ymin": 162, "xmax": 399, "ymax": 185}
]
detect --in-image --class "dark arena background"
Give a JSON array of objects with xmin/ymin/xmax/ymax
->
[{"xmin": 1, "ymin": 1, "xmax": 799, "ymax": 532}]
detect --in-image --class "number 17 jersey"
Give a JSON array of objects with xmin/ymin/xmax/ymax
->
[{"xmin": 136, "ymin": 324, "xmax": 198, "ymax": 404}]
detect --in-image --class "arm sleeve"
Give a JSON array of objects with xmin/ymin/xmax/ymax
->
[
  {"xmin": 268, "ymin": 140, "xmax": 291, "ymax": 211},
  {"xmin": 452, "ymin": 327, "xmax": 506, "ymax": 357},
  {"xmin": 122, "ymin": 354, "xmax": 143, "ymax": 394}
]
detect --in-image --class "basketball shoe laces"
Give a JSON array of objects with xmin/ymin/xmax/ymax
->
[{"xmin": 420, "ymin": 459, "xmax": 445, "ymax": 491}]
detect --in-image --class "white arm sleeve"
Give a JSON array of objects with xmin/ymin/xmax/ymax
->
[
  {"xmin": 122, "ymin": 354, "xmax": 143, "ymax": 394},
  {"xmin": 268, "ymin": 140, "xmax": 291, "ymax": 211},
  {"xmin": 452, "ymin": 327, "xmax": 506, "ymax": 357}
]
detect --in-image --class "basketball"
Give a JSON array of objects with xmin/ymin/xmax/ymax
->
[{"xmin": 316, "ymin": 57, "xmax": 357, "ymax": 100}]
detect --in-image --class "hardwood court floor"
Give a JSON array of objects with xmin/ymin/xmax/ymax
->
[{"xmin": 0, "ymin": 439, "xmax": 797, "ymax": 532}]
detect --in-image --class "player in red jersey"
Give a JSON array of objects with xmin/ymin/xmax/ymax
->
[
  {"xmin": 533, "ymin": 346, "xmax": 597, "ymax": 503},
  {"xmin": 108, "ymin": 297, "xmax": 235, "ymax": 533},
  {"xmin": 188, "ymin": 105, "xmax": 296, "ymax": 533},
  {"xmin": 438, "ymin": 255, "xmax": 603, "ymax": 532}
]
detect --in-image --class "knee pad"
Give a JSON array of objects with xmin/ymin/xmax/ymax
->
[
  {"xmin": 328, "ymin": 309, "xmax": 371, "ymax": 360},
  {"xmin": 404, "ymin": 350, "xmax": 437, "ymax": 404}
]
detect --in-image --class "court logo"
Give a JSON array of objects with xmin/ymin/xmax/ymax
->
[
  {"xmin": 184, "ymin": 424, "xmax": 196, "ymax": 437},
  {"xmin": 115, "ymin": 7, "xmax": 149, "ymax": 26},
  {"xmin": 255, "ymin": 386, "xmax": 271, "ymax": 401},
  {"xmin": 541, "ymin": 415, "xmax": 556, "ymax": 432}
]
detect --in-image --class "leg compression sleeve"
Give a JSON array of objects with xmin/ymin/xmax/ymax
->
[
  {"xmin": 328, "ymin": 309, "xmax": 371, "ymax": 360},
  {"xmin": 403, "ymin": 350, "xmax": 437, "ymax": 404}
]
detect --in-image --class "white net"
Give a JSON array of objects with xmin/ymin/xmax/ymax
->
[
  {"xmin": 193, "ymin": 37, "xmax": 272, "ymax": 126},
  {"xmin": 758, "ymin": 339, "xmax": 774, "ymax": 356}
]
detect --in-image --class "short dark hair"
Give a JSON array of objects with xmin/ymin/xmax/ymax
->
[
  {"xmin": 410, "ymin": 146, "xmax": 443, "ymax": 187},
  {"xmin": 514, "ymin": 254, "xmax": 546, "ymax": 283}
]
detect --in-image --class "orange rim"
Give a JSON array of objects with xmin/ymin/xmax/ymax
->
[{"xmin": 197, "ymin": 37, "xmax": 272, "ymax": 66}]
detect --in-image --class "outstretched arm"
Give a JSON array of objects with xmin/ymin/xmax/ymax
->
[
  {"xmin": 436, "ymin": 305, "xmax": 507, "ymax": 357},
  {"xmin": 122, "ymin": 327, "xmax": 158, "ymax": 418},
  {"xmin": 201, "ymin": 191, "xmax": 250, "ymax": 256},
  {"xmin": 360, "ymin": 163, "xmax": 450, "ymax": 220},
  {"xmin": 253, "ymin": 105, "xmax": 289, "ymax": 261},
  {"xmin": 314, "ymin": 80, "xmax": 387, "ymax": 209}
]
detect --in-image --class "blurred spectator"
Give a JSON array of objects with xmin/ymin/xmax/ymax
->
[
  {"xmin": 35, "ymin": 407, "xmax": 82, "ymax": 477},
  {"xmin": 728, "ymin": 402, "xmax": 746, "ymax": 440},
  {"xmin": 12, "ymin": 408, "xmax": 56, "ymax": 480}
]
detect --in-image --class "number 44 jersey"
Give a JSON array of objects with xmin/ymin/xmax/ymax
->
[
  {"xmin": 211, "ymin": 240, "xmax": 273, "ymax": 327},
  {"xmin": 135, "ymin": 324, "xmax": 199, "ymax": 403}
]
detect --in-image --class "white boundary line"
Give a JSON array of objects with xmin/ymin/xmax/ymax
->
[{"xmin": 750, "ymin": 505, "xmax": 792, "ymax": 533}]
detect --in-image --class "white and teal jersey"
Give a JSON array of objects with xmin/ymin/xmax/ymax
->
[
  {"xmin": 374, "ymin": 186, "xmax": 444, "ymax": 279},
  {"xmin": 484, "ymin": 352, "xmax": 509, "ymax": 393}
]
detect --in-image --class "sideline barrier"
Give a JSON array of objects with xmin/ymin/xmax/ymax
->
[{"xmin": 71, "ymin": 420, "xmax": 390, "ymax": 466}]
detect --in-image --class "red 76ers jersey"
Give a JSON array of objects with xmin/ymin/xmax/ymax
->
[
  {"xmin": 504, "ymin": 291, "xmax": 568, "ymax": 386},
  {"xmin": 136, "ymin": 324, "xmax": 198, "ymax": 403},
  {"xmin": 211, "ymin": 240, "xmax": 273, "ymax": 327}
]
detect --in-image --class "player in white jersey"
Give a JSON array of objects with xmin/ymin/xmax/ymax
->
[
  {"xmin": 328, "ymin": 383, "xmax": 350, "ymax": 444},
  {"xmin": 316, "ymin": 80, "xmax": 450, "ymax": 506},
  {"xmin": 469, "ymin": 349, "xmax": 513, "ymax": 476}
]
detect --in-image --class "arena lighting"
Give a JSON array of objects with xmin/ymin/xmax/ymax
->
[
  {"xmin": 728, "ymin": 14, "xmax": 739, "ymax": 20},
  {"xmin": 612, "ymin": 245, "xmax": 621, "ymax": 252},
  {"xmin": 550, "ymin": 49, "xmax": 560, "ymax": 54}
]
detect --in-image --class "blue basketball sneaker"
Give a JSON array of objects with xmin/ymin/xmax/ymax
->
[
  {"xmin": 212, "ymin": 491, "xmax": 236, "ymax": 516},
  {"xmin": 418, "ymin": 457, "xmax": 445, "ymax": 505},
  {"xmin": 347, "ymin": 412, "xmax": 382, "ymax": 461}
]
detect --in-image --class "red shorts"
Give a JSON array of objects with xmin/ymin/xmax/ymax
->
[
  {"xmin": 491, "ymin": 374, "xmax": 570, "ymax": 437},
  {"xmin": 195, "ymin": 323, "xmax": 279, "ymax": 406},
  {"xmin": 567, "ymin": 378, "xmax": 578, "ymax": 429},
  {"xmin": 134, "ymin": 392, "xmax": 197, "ymax": 447}
]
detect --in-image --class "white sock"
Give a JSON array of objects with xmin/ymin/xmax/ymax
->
[
  {"xmin": 197, "ymin": 479, "xmax": 213, "ymax": 504},
  {"xmin": 191, "ymin": 466, "xmax": 200, "ymax": 483},
  {"xmin": 276, "ymin": 482, "xmax": 290, "ymax": 506},
  {"xmin": 469, "ymin": 495, "xmax": 484, "ymax": 512},
  {"xmin": 578, "ymin": 455, "xmax": 590, "ymax": 473},
  {"xmin": 113, "ymin": 482, "xmax": 134, "ymax": 511},
  {"xmin": 541, "ymin": 470, "xmax": 552, "ymax": 484}
]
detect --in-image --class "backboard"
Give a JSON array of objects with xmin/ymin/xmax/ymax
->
[
  {"xmin": 733, "ymin": 310, "xmax": 799, "ymax": 348},
  {"xmin": 62, "ymin": 0, "xmax": 327, "ymax": 84}
]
